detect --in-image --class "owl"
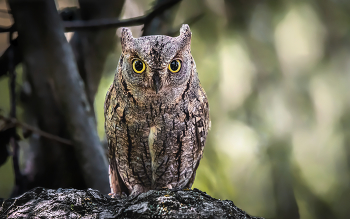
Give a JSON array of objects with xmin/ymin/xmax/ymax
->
[{"xmin": 104, "ymin": 24, "xmax": 210, "ymax": 197}]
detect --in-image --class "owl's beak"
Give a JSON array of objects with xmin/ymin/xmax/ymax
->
[{"xmin": 152, "ymin": 72, "xmax": 162, "ymax": 94}]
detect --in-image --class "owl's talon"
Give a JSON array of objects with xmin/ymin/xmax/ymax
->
[
  {"xmin": 108, "ymin": 192, "xmax": 126, "ymax": 199},
  {"xmin": 109, "ymin": 193, "xmax": 119, "ymax": 199}
]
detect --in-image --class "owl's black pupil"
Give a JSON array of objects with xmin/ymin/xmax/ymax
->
[
  {"xmin": 134, "ymin": 60, "xmax": 143, "ymax": 71},
  {"xmin": 170, "ymin": 60, "xmax": 179, "ymax": 71}
]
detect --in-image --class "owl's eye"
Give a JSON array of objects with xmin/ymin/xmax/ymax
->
[
  {"xmin": 168, "ymin": 60, "xmax": 181, "ymax": 73},
  {"xmin": 132, "ymin": 59, "xmax": 145, "ymax": 74}
]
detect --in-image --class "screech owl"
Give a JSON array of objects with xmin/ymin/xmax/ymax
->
[{"xmin": 104, "ymin": 24, "xmax": 210, "ymax": 196}]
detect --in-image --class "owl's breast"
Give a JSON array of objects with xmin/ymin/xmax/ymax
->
[
  {"xmin": 127, "ymin": 97, "xmax": 206, "ymax": 189},
  {"xmin": 106, "ymin": 82, "xmax": 209, "ymax": 192}
]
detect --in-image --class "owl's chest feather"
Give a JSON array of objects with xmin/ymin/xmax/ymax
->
[{"xmin": 106, "ymin": 81, "xmax": 208, "ymax": 190}]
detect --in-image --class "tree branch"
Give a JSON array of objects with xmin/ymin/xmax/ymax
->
[
  {"xmin": 0, "ymin": 25, "xmax": 14, "ymax": 33},
  {"xmin": 1, "ymin": 0, "xmax": 181, "ymax": 33},
  {"xmin": 142, "ymin": 0, "xmax": 181, "ymax": 36},
  {"xmin": 64, "ymin": 0, "xmax": 181, "ymax": 31},
  {"xmin": 0, "ymin": 115, "xmax": 73, "ymax": 146},
  {"xmin": 166, "ymin": 13, "xmax": 204, "ymax": 37}
]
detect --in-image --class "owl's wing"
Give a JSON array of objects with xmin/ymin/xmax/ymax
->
[
  {"xmin": 104, "ymin": 84, "xmax": 129, "ymax": 196},
  {"xmin": 104, "ymin": 84, "xmax": 116, "ymax": 162},
  {"xmin": 186, "ymin": 86, "xmax": 210, "ymax": 188}
]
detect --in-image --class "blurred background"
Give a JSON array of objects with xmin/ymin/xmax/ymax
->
[{"xmin": 1, "ymin": 0, "xmax": 350, "ymax": 218}]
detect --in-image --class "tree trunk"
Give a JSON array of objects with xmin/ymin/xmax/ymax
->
[{"xmin": 8, "ymin": 0, "xmax": 109, "ymax": 194}]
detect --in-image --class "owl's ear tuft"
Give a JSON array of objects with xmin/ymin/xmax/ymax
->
[
  {"xmin": 121, "ymin": 28, "xmax": 133, "ymax": 53},
  {"xmin": 180, "ymin": 24, "xmax": 191, "ymax": 36},
  {"xmin": 179, "ymin": 24, "xmax": 192, "ymax": 48}
]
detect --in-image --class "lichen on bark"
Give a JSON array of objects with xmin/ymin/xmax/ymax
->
[{"xmin": 0, "ymin": 187, "xmax": 263, "ymax": 219}]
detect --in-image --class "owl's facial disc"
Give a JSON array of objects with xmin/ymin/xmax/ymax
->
[{"xmin": 119, "ymin": 25, "xmax": 193, "ymax": 102}]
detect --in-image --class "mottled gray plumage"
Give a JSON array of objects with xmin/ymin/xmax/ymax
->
[{"xmin": 104, "ymin": 24, "xmax": 210, "ymax": 196}]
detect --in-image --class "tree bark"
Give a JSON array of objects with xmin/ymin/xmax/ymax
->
[{"xmin": 0, "ymin": 187, "xmax": 264, "ymax": 219}]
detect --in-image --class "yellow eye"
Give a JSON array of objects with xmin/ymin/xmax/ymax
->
[
  {"xmin": 168, "ymin": 60, "xmax": 181, "ymax": 73},
  {"xmin": 132, "ymin": 59, "xmax": 145, "ymax": 73}
]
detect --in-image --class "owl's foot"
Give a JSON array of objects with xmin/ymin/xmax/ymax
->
[
  {"xmin": 168, "ymin": 186, "xmax": 191, "ymax": 192},
  {"xmin": 108, "ymin": 192, "xmax": 127, "ymax": 199},
  {"xmin": 129, "ymin": 184, "xmax": 149, "ymax": 197}
]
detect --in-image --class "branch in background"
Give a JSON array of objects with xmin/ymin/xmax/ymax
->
[
  {"xmin": 0, "ymin": 115, "xmax": 73, "ymax": 146},
  {"xmin": 0, "ymin": 25, "xmax": 14, "ymax": 33},
  {"xmin": 0, "ymin": 38, "xmax": 21, "ymax": 78},
  {"xmin": 0, "ymin": 127, "xmax": 12, "ymax": 167},
  {"xmin": 64, "ymin": 0, "xmax": 181, "ymax": 31},
  {"xmin": 142, "ymin": 0, "xmax": 181, "ymax": 36},
  {"xmin": 1, "ymin": 0, "xmax": 181, "ymax": 33},
  {"xmin": 7, "ymin": 39, "xmax": 25, "ymax": 196},
  {"xmin": 69, "ymin": 0, "xmax": 125, "ymax": 111},
  {"xmin": 166, "ymin": 13, "xmax": 204, "ymax": 37},
  {"xmin": 59, "ymin": 7, "xmax": 80, "ymax": 21},
  {"xmin": 0, "ymin": 9, "xmax": 11, "ymax": 14}
]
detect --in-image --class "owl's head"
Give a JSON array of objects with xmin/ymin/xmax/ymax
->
[{"xmin": 116, "ymin": 24, "xmax": 196, "ymax": 104}]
